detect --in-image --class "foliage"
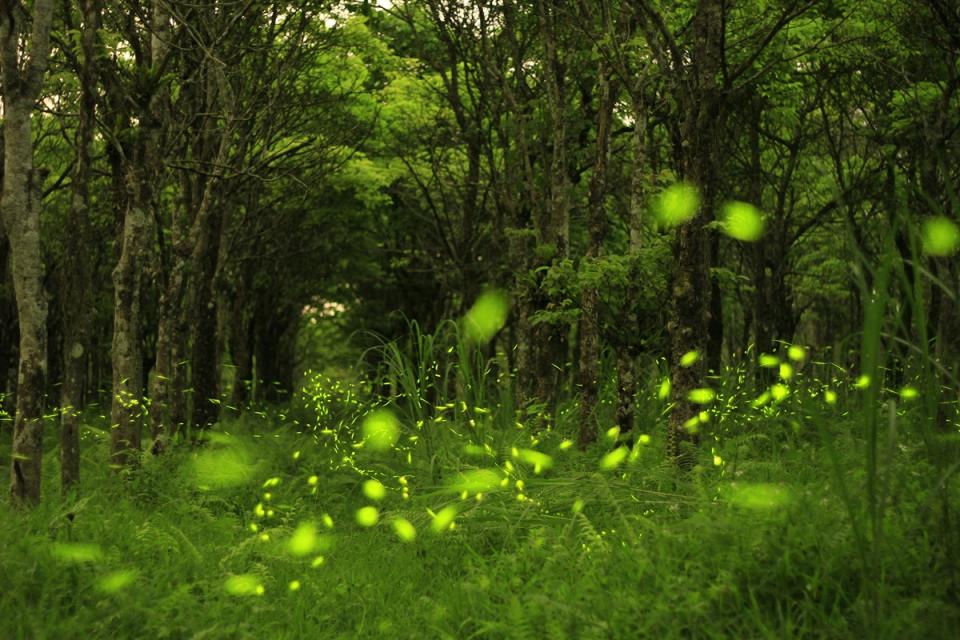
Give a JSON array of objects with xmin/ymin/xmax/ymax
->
[
  {"xmin": 2, "ymin": 0, "xmax": 960, "ymax": 636},
  {"xmin": 2, "ymin": 333, "xmax": 958, "ymax": 637}
]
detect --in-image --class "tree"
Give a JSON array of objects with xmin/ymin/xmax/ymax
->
[
  {"xmin": 105, "ymin": 0, "xmax": 171, "ymax": 467},
  {"xmin": 576, "ymin": 0, "xmax": 621, "ymax": 447},
  {"xmin": 632, "ymin": 0, "xmax": 827, "ymax": 464},
  {"xmin": 57, "ymin": 0, "xmax": 101, "ymax": 491},
  {"xmin": 1, "ymin": 0, "xmax": 56, "ymax": 505}
]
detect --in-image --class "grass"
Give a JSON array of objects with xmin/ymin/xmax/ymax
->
[{"xmin": 2, "ymin": 341, "xmax": 958, "ymax": 639}]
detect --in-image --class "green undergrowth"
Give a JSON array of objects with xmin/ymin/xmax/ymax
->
[{"xmin": 2, "ymin": 370, "xmax": 958, "ymax": 639}]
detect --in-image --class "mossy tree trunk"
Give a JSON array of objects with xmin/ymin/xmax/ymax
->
[
  {"xmin": 1, "ymin": 0, "xmax": 55, "ymax": 506},
  {"xmin": 145, "ymin": 1, "xmax": 182, "ymax": 454},
  {"xmin": 0, "ymin": 220, "xmax": 14, "ymax": 420},
  {"xmin": 109, "ymin": 0, "xmax": 170, "ymax": 468},
  {"xmin": 110, "ymin": 189, "xmax": 150, "ymax": 468}
]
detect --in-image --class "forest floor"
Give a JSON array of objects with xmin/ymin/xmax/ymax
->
[{"xmin": 2, "ymin": 369, "xmax": 959, "ymax": 639}]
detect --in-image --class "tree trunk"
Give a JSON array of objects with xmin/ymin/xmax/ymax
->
[
  {"xmin": 190, "ymin": 211, "xmax": 222, "ymax": 432},
  {"xmin": 0, "ymin": 136, "xmax": 16, "ymax": 424},
  {"xmin": 171, "ymin": 330, "xmax": 189, "ymax": 434},
  {"xmin": 494, "ymin": 1, "xmax": 541, "ymax": 410},
  {"xmin": 744, "ymin": 103, "xmax": 779, "ymax": 386},
  {"xmin": 253, "ymin": 308, "xmax": 298, "ymax": 403},
  {"xmin": 3, "ymin": 113, "xmax": 48, "ymax": 504},
  {"xmin": 185, "ymin": 138, "xmax": 231, "ymax": 435},
  {"xmin": 511, "ymin": 240, "xmax": 537, "ymax": 408},
  {"xmin": 2, "ymin": 0, "xmax": 55, "ymax": 505},
  {"xmin": 666, "ymin": 0, "xmax": 725, "ymax": 466},
  {"xmin": 577, "ymin": 61, "xmax": 615, "ymax": 448},
  {"xmin": 0, "ymin": 235, "xmax": 13, "ymax": 415},
  {"xmin": 110, "ymin": 0, "xmax": 174, "ymax": 468},
  {"xmin": 142, "ymin": 0, "xmax": 181, "ymax": 454},
  {"xmin": 110, "ymin": 192, "xmax": 150, "ymax": 468},
  {"xmin": 150, "ymin": 254, "xmax": 186, "ymax": 452},
  {"xmin": 616, "ymin": 90, "xmax": 650, "ymax": 435},
  {"xmin": 151, "ymin": 170, "xmax": 191, "ymax": 450},
  {"xmin": 171, "ymin": 44, "xmax": 235, "ymax": 438},
  {"xmin": 537, "ymin": 0, "xmax": 569, "ymax": 256},
  {"xmin": 59, "ymin": 0, "xmax": 100, "ymax": 491},
  {"xmin": 222, "ymin": 257, "xmax": 254, "ymax": 411},
  {"xmin": 936, "ymin": 260, "xmax": 959, "ymax": 432},
  {"xmin": 706, "ymin": 233, "xmax": 724, "ymax": 374},
  {"xmin": 227, "ymin": 300, "xmax": 253, "ymax": 409},
  {"xmin": 517, "ymin": 0, "xmax": 570, "ymax": 416},
  {"xmin": 752, "ymin": 242, "xmax": 775, "ymax": 370}
]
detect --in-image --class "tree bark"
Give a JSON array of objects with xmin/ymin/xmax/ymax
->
[
  {"xmin": 936, "ymin": 259, "xmax": 959, "ymax": 432},
  {"xmin": 152, "ymin": 167, "xmax": 190, "ymax": 449},
  {"xmin": 496, "ymin": 0, "xmax": 539, "ymax": 409},
  {"xmin": 165, "ymin": 25, "xmax": 236, "ymax": 439},
  {"xmin": 110, "ymin": 192, "xmax": 150, "ymax": 468},
  {"xmin": 188, "ymin": 220, "xmax": 225, "ymax": 433},
  {"xmin": 150, "ymin": 253, "xmax": 186, "ymax": 451},
  {"xmin": 0, "ymin": 130, "xmax": 15, "ymax": 423},
  {"xmin": 141, "ymin": 0, "xmax": 181, "ymax": 454},
  {"xmin": 0, "ymin": 230, "xmax": 13, "ymax": 419},
  {"xmin": 253, "ymin": 307, "xmax": 298, "ymax": 402},
  {"xmin": 537, "ymin": 0, "xmax": 570, "ymax": 256},
  {"xmin": 616, "ymin": 90, "xmax": 650, "ymax": 435},
  {"xmin": 706, "ymin": 233, "xmax": 724, "ymax": 374},
  {"xmin": 110, "ymin": 0, "xmax": 170, "ymax": 467},
  {"xmin": 577, "ymin": 60, "xmax": 616, "ymax": 448},
  {"xmin": 59, "ymin": 0, "xmax": 101, "ymax": 492},
  {"xmin": 219, "ymin": 234, "xmax": 254, "ymax": 412},
  {"xmin": 184, "ymin": 108, "xmax": 233, "ymax": 436},
  {"xmin": 666, "ymin": 0, "xmax": 725, "ymax": 466},
  {"xmin": 1, "ymin": 0, "xmax": 56, "ymax": 506},
  {"xmin": 227, "ymin": 292, "xmax": 253, "ymax": 409},
  {"xmin": 525, "ymin": 0, "xmax": 570, "ymax": 413}
]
